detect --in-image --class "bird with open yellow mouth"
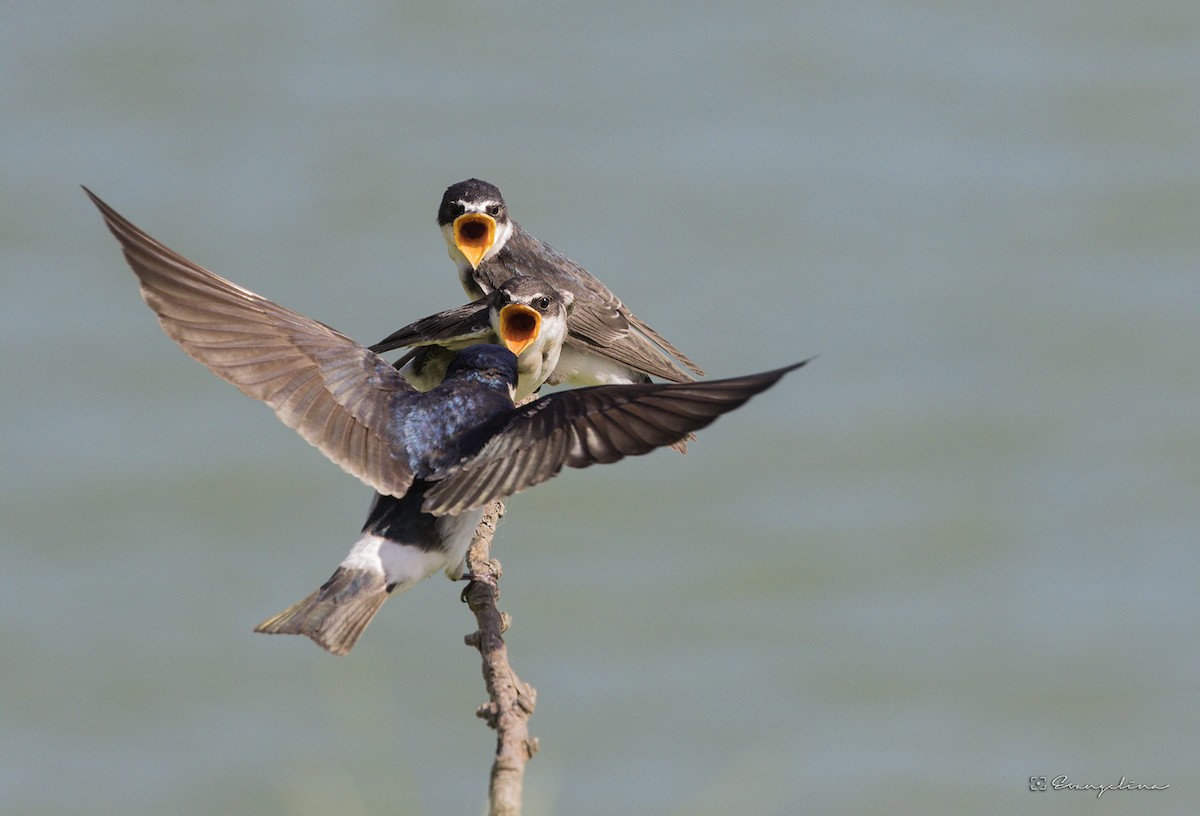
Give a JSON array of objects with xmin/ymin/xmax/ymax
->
[
  {"xmin": 85, "ymin": 188, "xmax": 808, "ymax": 656},
  {"xmin": 370, "ymin": 275, "xmax": 573, "ymax": 401},
  {"xmin": 436, "ymin": 178, "xmax": 705, "ymax": 388}
]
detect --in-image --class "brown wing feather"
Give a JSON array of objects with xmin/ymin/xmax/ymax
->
[
  {"xmin": 85, "ymin": 188, "xmax": 416, "ymax": 498},
  {"xmin": 369, "ymin": 299, "xmax": 494, "ymax": 354},
  {"xmin": 422, "ymin": 361, "xmax": 808, "ymax": 515}
]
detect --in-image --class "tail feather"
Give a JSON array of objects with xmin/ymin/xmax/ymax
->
[{"xmin": 254, "ymin": 566, "xmax": 389, "ymax": 656}]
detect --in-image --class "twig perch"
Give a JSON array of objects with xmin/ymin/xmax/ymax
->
[{"xmin": 463, "ymin": 500, "xmax": 538, "ymax": 816}]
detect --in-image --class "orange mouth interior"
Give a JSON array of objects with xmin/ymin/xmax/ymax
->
[
  {"xmin": 453, "ymin": 213, "xmax": 497, "ymax": 269},
  {"xmin": 498, "ymin": 304, "xmax": 541, "ymax": 356}
]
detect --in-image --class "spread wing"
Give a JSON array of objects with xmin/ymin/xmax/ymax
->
[
  {"xmin": 86, "ymin": 188, "xmax": 417, "ymax": 498},
  {"xmin": 422, "ymin": 360, "xmax": 808, "ymax": 515},
  {"xmin": 370, "ymin": 298, "xmax": 495, "ymax": 354}
]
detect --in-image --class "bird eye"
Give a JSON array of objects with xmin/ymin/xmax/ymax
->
[
  {"xmin": 486, "ymin": 204, "xmax": 502, "ymax": 217},
  {"xmin": 535, "ymin": 296, "xmax": 551, "ymax": 310}
]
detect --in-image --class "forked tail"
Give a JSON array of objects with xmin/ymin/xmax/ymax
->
[{"xmin": 254, "ymin": 567, "xmax": 389, "ymax": 656}]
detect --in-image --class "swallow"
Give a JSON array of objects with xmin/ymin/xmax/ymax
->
[
  {"xmin": 372, "ymin": 275, "xmax": 573, "ymax": 401},
  {"xmin": 438, "ymin": 178, "xmax": 705, "ymax": 387},
  {"xmin": 87, "ymin": 188, "xmax": 807, "ymax": 655}
]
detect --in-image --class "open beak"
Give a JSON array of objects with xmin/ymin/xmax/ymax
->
[
  {"xmin": 498, "ymin": 303, "xmax": 541, "ymax": 356},
  {"xmin": 453, "ymin": 212, "xmax": 497, "ymax": 270}
]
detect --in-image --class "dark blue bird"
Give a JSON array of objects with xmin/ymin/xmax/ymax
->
[{"xmin": 87, "ymin": 189, "xmax": 808, "ymax": 655}]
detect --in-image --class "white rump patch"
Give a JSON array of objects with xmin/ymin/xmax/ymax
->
[
  {"xmin": 338, "ymin": 506, "xmax": 487, "ymax": 591},
  {"xmin": 339, "ymin": 533, "xmax": 451, "ymax": 593}
]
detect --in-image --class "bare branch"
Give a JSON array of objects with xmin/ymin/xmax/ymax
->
[{"xmin": 463, "ymin": 500, "xmax": 538, "ymax": 816}]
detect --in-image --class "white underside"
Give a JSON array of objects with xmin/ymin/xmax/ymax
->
[
  {"xmin": 339, "ymin": 506, "xmax": 486, "ymax": 592},
  {"xmin": 549, "ymin": 345, "xmax": 641, "ymax": 386}
]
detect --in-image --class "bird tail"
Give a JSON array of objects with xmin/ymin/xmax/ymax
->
[{"xmin": 254, "ymin": 566, "xmax": 389, "ymax": 656}]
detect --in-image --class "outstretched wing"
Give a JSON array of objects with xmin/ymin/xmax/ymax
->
[
  {"xmin": 86, "ymin": 188, "xmax": 417, "ymax": 498},
  {"xmin": 370, "ymin": 298, "xmax": 495, "ymax": 354},
  {"xmin": 422, "ymin": 360, "xmax": 808, "ymax": 515}
]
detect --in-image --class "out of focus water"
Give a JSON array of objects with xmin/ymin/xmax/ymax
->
[{"xmin": 2, "ymin": 2, "xmax": 1197, "ymax": 814}]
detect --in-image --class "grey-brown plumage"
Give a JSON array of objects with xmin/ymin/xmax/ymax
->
[
  {"xmin": 255, "ymin": 566, "xmax": 388, "ymax": 654},
  {"xmin": 438, "ymin": 178, "xmax": 704, "ymax": 387},
  {"xmin": 86, "ymin": 190, "xmax": 417, "ymax": 497},
  {"xmin": 87, "ymin": 187, "xmax": 807, "ymax": 656}
]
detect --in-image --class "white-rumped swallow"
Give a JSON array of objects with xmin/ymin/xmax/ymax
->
[
  {"xmin": 438, "ymin": 178, "xmax": 705, "ymax": 387},
  {"xmin": 371, "ymin": 275, "xmax": 573, "ymax": 401},
  {"xmin": 87, "ymin": 189, "xmax": 807, "ymax": 655}
]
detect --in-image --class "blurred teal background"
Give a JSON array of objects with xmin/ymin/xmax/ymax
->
[{"xmin": 2, "ymin": 2, "xmax": 1197, "ymax": 814}]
